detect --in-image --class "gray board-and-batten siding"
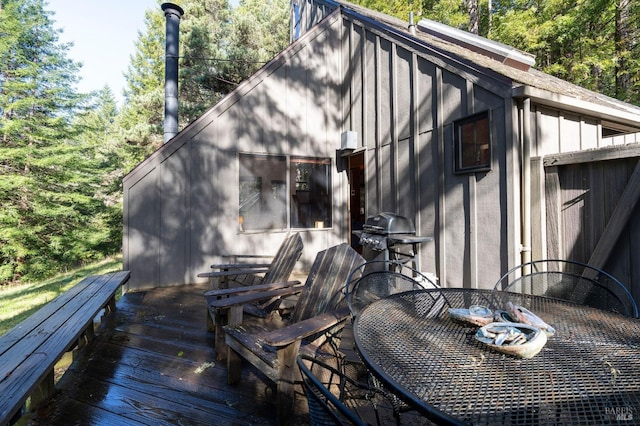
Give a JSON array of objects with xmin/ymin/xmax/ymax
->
[
  {"xmin": 122, "ymin": 0, "xmax": 640, "ymax": 293},
  {"xmin": 293, "ymin": 0, "xmax": 640, "ymax": 295}
]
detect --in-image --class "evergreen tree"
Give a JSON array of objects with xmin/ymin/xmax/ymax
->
[
  {"xmin": 179, "ymin": 0, "xmax": 232, "ymax": 122},
  {"xmin": 120, "ymin": 5, "xmax": 166, "ymax": 154},
  {"xmin": 0, "ymin": 0, "xmax": 114, "ymax": 282},
  {"xmin": 348, "ymin": 0, "xmax": 639, "ymax": 106},
  {"xmin": 120, "ymin": 0, "xmax": 291, "ymax": 150},
  {"xmin": 70, "ymin": 87, "xmax": 124, "ymax": 256},
  {"xmin": 224, "ymin": 0, "xmax": 289, "ymax": 82}
]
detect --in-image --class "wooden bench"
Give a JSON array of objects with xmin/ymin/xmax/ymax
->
[{"xmin": 0, "ymin": 271, "xmax": 130, "ymax": 425}]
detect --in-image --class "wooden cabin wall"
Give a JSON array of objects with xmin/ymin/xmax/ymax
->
[
  {"xmin": 124, "ymin": 0, "xmax": 640, "ymax": 292},
  {"xmin": 123, "ymin": 13, "xmax": 348, "ymax": 290},
  {"xmin": 339, "ymin": 16, "xmax": 515, "ymax": 289}
]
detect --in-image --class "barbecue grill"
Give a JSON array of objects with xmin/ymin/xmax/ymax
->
[{"xmin": 354, "ymin": 212, "xmax": 432, "ymax": 269}]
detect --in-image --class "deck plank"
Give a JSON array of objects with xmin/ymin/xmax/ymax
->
[
  {"xmin": 28, "ymin": 283, "xmax": 309, "ymax": 425},
  {"xmin": 26, "ymin": 282, "xmax": 423, "ymax": 425}
]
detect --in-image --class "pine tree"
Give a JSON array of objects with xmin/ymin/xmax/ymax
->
[
  {"xmin": 120, "ymin": 0, "xmax": 291, "ymax": 150},
  {"xmin": 224, "ymin": 0, "xmax": 289, "ymax": 82},
  {"xmin": 179, "ymin": 0, "xmax": 232, "ymax": 122},
  {"xmin": 347, "ymin": 0, "xmax": 639, "ymax": 106},
  {"xmin": 0, "ymin": 0, "xmax": 112, "ymax": 282},
  {"xmin": 119, "ymin": 7, "xmax": 166, "ymax": 153}
]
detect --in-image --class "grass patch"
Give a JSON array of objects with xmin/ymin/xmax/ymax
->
[{"xmin": 0, "ymin": 255, "xmax": 123, "ymax": 336}]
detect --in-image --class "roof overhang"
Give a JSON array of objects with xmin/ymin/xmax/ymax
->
[{"xmin": 513, "ymin": 85, "xmax": 640, "ymax": 132}]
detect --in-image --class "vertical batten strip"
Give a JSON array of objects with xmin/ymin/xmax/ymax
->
[
  {"xmin": 374, "ymin": 34, "xmax": 382, "ymax": 211},
  {"xmin": 411, "ymin": 52, "xmax": 422, "ymax": 271},
  {"xmin": 466, "ymin": 81, "xmax": 478, "ymax": 288},
  {"xmin": 348, "ymin": 20, "xmax": 355, "ymax": 131},
  {"xmin": 391, "ymin": 43, "xmax": 399, "ymax": 210},
  {"xmin": 361, "ymin": 28, "xmax": 369, "ymax": 151},
  {"xmin": 436, "ymin": 67, "xmax": 447, "ymax": 287}
]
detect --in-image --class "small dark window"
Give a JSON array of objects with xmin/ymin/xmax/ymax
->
[{"xmin": 454, "ymin": 111, "xmax": 491, "ymax": 174}]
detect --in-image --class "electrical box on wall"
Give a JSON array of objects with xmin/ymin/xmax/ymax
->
[{"xmin": 341, "ymin": 131, "xmax": 357, "ymax": 151}]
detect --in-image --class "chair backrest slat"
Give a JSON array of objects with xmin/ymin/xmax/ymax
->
[
  {"xmin": 292, "ymin": 243, "xmax": 364, "ymax": 323},
  {"xmin": 262, "ymin": 232, "xmax": 304, "ymax": 284}
]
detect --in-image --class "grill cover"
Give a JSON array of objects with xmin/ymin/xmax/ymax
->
[{"xmin": 363, "ymin": 212, "xmax": 416, "ymax": 235}]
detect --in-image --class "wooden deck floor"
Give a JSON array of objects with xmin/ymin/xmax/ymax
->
[{"xmin": 28, "ymin": 282, "xmax": 311, "ymax": 425}]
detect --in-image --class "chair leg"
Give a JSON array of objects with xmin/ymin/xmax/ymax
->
[
  {"xmin": 214, "ymin": 310, "xmax": 227, "ymax": 361},
  {"xmin": 215, "ymin": 305, "xmax": 243, "ymax": 361},
  {"xmin": 206, "ymin": 306, "xmax": 215, "ymax": 332},
  {"xmin": 227, "ymin": 346, "xmax": 242, "ymax": 384},
  {"xmin": 276, "ymin": 341, "xmax": 302, "ymax": 426}
]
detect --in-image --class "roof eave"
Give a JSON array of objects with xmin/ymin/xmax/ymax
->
[{"xmin": 513, "ymin": 85, "xmax": 640, "ymax": 131}]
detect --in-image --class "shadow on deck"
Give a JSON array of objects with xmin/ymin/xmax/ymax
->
[{"xmin": 28, "ymin": 282, "xmax": 310, "ymax": 425}]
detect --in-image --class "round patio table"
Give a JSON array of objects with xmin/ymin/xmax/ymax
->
[{"xmin": 353, "ymin": 288, "xmax": 640, "ymax": 425}]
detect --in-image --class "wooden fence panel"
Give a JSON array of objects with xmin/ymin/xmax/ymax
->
[{"xmin": 542, "ymin": 156, "xmax": 640, "ymax": 299}]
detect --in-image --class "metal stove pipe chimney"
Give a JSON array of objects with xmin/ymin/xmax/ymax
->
[{"xmin": 161, "ymin": 3, "xmax": 184, "ymax": 143}]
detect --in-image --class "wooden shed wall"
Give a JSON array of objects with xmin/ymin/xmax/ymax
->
[
  {"xmin": 530, "ymin": 145, "xmax": 640, "ymax": 302},
  {"xmin": 531, "ymin": 106, "xmax": 640, "ymax": 156},
  {"xmin": 526, "ymin": 98, "xmax": 640, "ymax": 298},
  {"xmin": 123, "ymin": 13, "xmax": 348, "ymax": 290}
]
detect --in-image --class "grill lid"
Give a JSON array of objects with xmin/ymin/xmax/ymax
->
[{"xmin": 363, "ymin": 212, "xmax": 416, "ymax": 235}]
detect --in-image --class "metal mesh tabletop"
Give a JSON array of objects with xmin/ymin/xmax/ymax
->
[{"xmin": 353, "ymin": 288, "xmax": 640, "ymax": 425}]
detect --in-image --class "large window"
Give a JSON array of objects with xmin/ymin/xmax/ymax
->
[{"xmin": 239, "ymin": 154, "xmax": 332, "ymax": 231}]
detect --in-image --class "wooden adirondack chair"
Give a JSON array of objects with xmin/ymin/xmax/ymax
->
[
  {"xmin": 199, "ymin": 232, "xmax": 303, "ymax": 291},
  {"xmin": 201, "ymin": 233, "xmax": 304, "ymax": 351},
  {"xmin": 213, "ymin": 243, "xmax": 364, "ymax": 425}
]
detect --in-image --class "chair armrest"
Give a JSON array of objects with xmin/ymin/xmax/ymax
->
[
  {"xmin": 222, "ymin": 254, "xmax": 274, "ymax": 262},
  {"xmin": 198, "ymin": 267, "xmax": 270, "ymax": 278},
  {"xmin": 207, "ymin": 285, "xmax": 304, "ymax": 309},
  {"xmin": 262, "ymin": 307, "xmax": 350, "ymax": 347},
  {"xmin": 204, "ymin": 280, "xmax": 301, "ymax": 298},
  {"xmin": 210, "ymin": 262, "xmax": 271, "ymax": 270}
]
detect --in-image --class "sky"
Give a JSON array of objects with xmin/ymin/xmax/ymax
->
[{"xmin": 46, "ymin": 0, "xmax": 160, "ymax": 106}]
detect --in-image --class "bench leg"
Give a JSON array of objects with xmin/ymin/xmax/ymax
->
[
  {"xmin": 30, "ymin": 370, "xmax": 55, "ymax": 410},
  {"xmin": 102, "ymin": 297, "xmax": 117, "ymax": 328},
  {"xmin": 214, "ymin": 314, "xmax": 227, "ymax": 361},
  {"xmin": 276, "ymin": 341, "xmax": 302, "ymax": 426},
  {"xmin": 107, "ymin": 296, "xmax": 116, "ymax": 314},
  {"xmin": 86, "ymin": 323, "xmax": 96, "ymax": 342},
  {"xmin": 73, "ymin": 325, "xmax": 95, "ymax": 360}
]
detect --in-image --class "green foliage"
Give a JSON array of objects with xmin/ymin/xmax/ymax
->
[
  {"xmin": 120, "ymin": 5, "xmax": 166, "ymax": 153},
  {"xmin": 357, "ymin": 0, "xmax": 422, "ymax": 21},
  {"xmin": 225, "ymin": 0, "xmax": 290, "ymax": 75},
  {"xmin": 120, "ymin": 0, "xmax": 291, "ymax": 149},
  {"xmin": 0, "ymin": 0, "xmax": 292, "ymax": 284},
  {"xmin": 1, "ymin": 0, "xmax": 639, "ymax": 284},
  {"xmin": 0, "ymin": 255, "xmax": 123, "ymax": 336},
  {"xmin": 0, "ymin": 1, "xmax": 122, "ymax": 283}
]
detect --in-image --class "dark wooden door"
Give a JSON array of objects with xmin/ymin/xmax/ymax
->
[{"xmin": 349, "ymin": 152, "xmax": 365, "ymax": 253}]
